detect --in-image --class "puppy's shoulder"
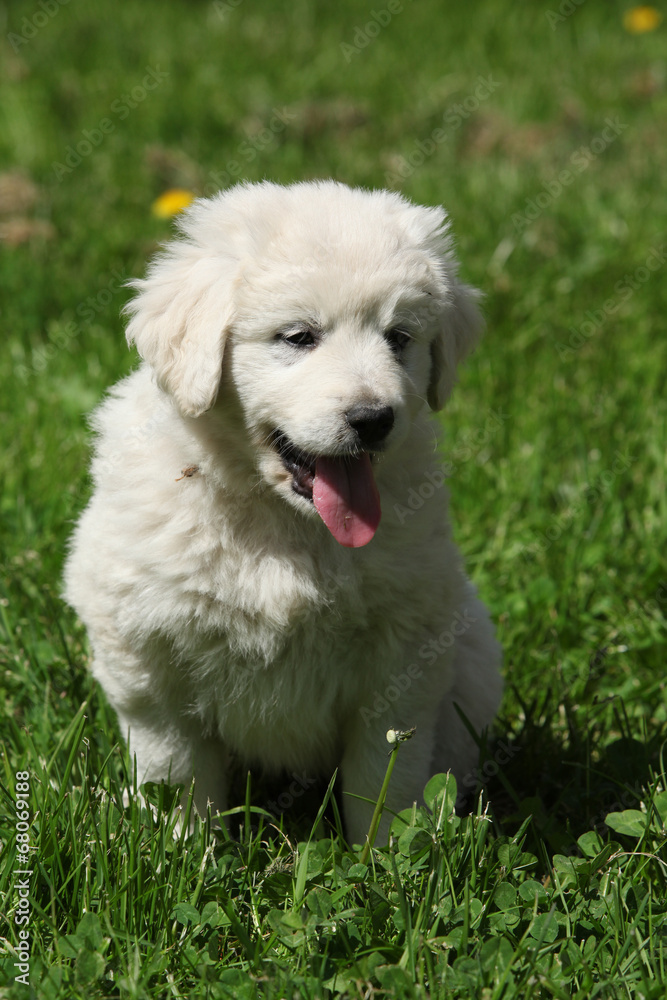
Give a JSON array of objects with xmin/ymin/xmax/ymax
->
[{"xmin": 87, "ymin": 365, "xmax": 189, "ymax": 482}]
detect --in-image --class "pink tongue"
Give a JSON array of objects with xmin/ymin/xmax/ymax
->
[{"xmin": 313, "ymin": 453, "xmax": 381, "ymax": 547}]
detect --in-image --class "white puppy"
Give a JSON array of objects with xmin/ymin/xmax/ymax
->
[{"xmin": 65, "ymin": 180, "xmax": 502, "ymax": 844}]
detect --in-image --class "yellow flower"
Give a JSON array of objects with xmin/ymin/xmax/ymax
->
[
  {"xmin": 151, "ymin": 189, "xmax": 196, "ymax": 218},
  {"xmin": 623, "ymin": 6, "xmax": 662, "ymax": 33}
]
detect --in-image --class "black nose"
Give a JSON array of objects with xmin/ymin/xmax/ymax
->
[{"xmin": 345, "ymin": 404, "xmax": 395, "ymax": 449}]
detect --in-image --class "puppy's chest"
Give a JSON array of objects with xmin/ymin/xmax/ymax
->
[
  {"xmin": 162, "ymin": 482, "xmax": 452, "ymax": 685},
  {"xmin": 183, "ymin": 541, "xmax": 374, "ymax": 656},
  {"xmin": 172, "ymin": 525, "xmax": 422, "ymax": 679},
  {"xmin": 177, "ymin": 552, "xmax": 397, "ymax": 734},
  {"xmin": 187, "ymin": 575, "xmax": 404, "ymax": 768}
]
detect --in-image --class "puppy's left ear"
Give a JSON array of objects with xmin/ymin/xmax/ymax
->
[
  {"xmin": 427, "ymin": 282, "xmax": 484, "ymax": 411},
  {"xmin": 125, "ymin": 253, "xmax": 234, "ymax": 418}
]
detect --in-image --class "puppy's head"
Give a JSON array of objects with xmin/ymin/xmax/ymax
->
[{"xmin": 125, "ymin": 181, "xmax": 483, "ymax": 547}]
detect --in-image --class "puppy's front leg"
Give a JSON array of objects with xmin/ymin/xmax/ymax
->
[
  {"xmin": 117, "ymin": 710, "xmax": 230, "ymax": 822},
  {"xmin": 340, "ymin": 716, "xmax": 435, "ymax": 847}
]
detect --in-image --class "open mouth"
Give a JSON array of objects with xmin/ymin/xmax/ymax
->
[
  {"xmin": 271, "ymin": 432, "xmax": 318, "ymax": 501},
  {"xmin": 270, "ymin": 430, "xmax": 382, "ymax": 548}
]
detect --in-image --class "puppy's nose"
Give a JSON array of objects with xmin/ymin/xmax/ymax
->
[{"xmin": 346, "ymin": 403, "xmax": 395, "ymax": 449}]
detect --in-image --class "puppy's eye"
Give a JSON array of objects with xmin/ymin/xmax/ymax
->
[
  {"xmin": 385, "ymin": 328, "xmax": 412, "ymax": 355},
  {"xmin": 279, "ymin": 327, "xmax": 318, "ymax": 348}
]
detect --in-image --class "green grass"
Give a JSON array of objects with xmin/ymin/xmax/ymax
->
[{"xmin": 1, "ymin": 0, "xmax": 666, "ymax": 996}]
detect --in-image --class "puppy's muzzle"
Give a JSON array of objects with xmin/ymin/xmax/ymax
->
[
  {"xmin": 345, "ymin": 403, "xmax": 394, "ymax": 450},
  {"xmin": 270, "ymin": 402, "xmax": 396, "ymax": 549}
]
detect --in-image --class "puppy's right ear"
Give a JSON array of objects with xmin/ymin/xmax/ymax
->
[{"xmin": 125, "ymin": 249, "xmax": 235, "ymax": 418}]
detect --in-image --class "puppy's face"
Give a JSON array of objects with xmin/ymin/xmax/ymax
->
[
  {"xmin": 228, "ymin": 243, "xmax": 440, "ymax": 546},
  {"xmin": 124, "ymin": 182, "xmax": 483, "ymax": 547}
]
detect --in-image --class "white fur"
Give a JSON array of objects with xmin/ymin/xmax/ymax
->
[{"xmin": 64, "ymin": 180, "xmax": 502, "ymax": 844}]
